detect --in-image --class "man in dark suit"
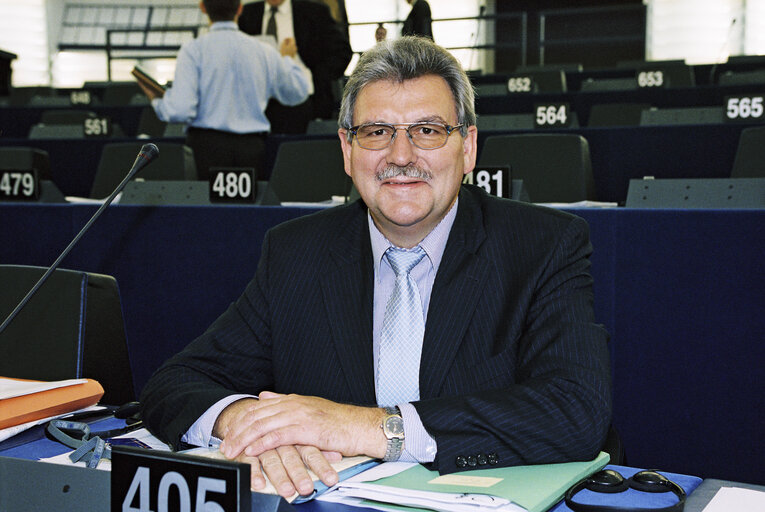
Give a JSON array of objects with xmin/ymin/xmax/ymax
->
[
  {"xmin": 402, "ymin": 0, "xmax": 433, "ymax": 39},
  {"xmin": 141, "ymin": 36, "xmax": 611, "ymax": 499},
  {"xmin": 237, "ymin": 0, "xmax": 353, "ymax": 133}
]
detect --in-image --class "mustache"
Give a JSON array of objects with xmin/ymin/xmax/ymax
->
[{"xmin": 376, "ymin": 164, "xmax": 433, "ymax": 181}]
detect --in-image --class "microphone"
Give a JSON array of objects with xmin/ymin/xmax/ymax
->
[
  {"xmin": 709, "ymin": 17, "xmax": 737, "ymax": 84},
  {"xmin": 0, "ymin": 143, "xmax": 159, "ymax": 335}
]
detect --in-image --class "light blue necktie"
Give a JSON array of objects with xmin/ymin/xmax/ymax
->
[{"xmin": 377, "ymin": 246, "xmax": 427, "ymax": 407}]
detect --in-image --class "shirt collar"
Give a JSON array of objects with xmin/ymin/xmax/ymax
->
[
  {"xmin": 210, "ymin": 21, "xmax": 239, "ymax": 31},
  {"xmin": 369, "ymin": 198, "xmax": 459, "ymax": 276}
]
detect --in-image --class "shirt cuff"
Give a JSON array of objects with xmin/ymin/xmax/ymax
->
[
  {"xmin": 181, "ymin": 394, "xmax": 256, "ymax": 448},
  {"xmin": 397, "ymin": 402, "xmax": 437, "ymax": 463}
]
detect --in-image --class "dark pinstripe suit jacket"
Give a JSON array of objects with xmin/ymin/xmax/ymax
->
[{"xmin": 141, "ymin": 185, "xmax": 612, "ymax": 473}]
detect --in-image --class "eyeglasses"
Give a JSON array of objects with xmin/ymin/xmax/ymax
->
[{"xmin": 348, "ymin": 122, "xmax": 464, "ymax": 150}]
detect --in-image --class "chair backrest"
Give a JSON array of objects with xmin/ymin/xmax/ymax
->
[
  {"xmin": 136, "ymin": 106, "xmax": 167, "ymax": 138},
  {"xmin": 478, "ymin": 133, "xmax": 596, "ymax": 203},
  {"xmin": 268, "ymin": 139, "xmax": 351, "ymax": 202},
  {"xmin": 40, "ymin": 109, "xmax": 98, "ymax": 125},
  {"xmin": 0, "ymin": 265, "xmax": 135, "ymax": 405},
  {"xmin": 476, "ymin": 114, "xmax": 535, "ymax": 132},
  {"xmin": 89, "ymin": 142, "xmax": 197, "ymax": 199},
  {"xmin": 731, "ymin": 126, "xmax": 765, "ymax": 178},
  {"xmin": 306, "ymin": 119, "xmax": 340, "ymax": 135},
  {"xmin": 588, "ymin": 103, "xmax": 650, "ymax": 127},
  {"xmin": 28, "ymin": 123, "xmax": 85, "ymax": 139},
  {"xmin": 640, "ymin": 106, "xmax": 724, "ymax": 126},
  {"xmin": 0, "ymin": 146, "xmax": 52, "ymax": 180}
]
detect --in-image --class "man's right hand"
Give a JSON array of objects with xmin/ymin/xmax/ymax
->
[{"xmin": 280, "ymin": 37, "xmax": 298, "ymax": 58}]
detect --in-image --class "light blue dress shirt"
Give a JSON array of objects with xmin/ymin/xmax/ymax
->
[
  {"xmin": 184, "ymin": 200, "xmax": 460, "ymax": 464},
  {"xmin": 152, "ymin": 21, "xmax": 310, "ymax": 133}
]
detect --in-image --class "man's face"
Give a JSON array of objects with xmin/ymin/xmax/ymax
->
[{"xmin": 339, "ymin": 75, "xmax": 477, "ymax": 247}]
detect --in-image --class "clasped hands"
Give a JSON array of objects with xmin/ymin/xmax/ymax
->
[{"xmin": 213, "ymin": 392, "xmax": 387, "ymax": 498}]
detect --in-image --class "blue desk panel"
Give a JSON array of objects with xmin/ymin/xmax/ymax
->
[{"xmin": 0, "ymin": 204, "xmax": 763, "ymax": 485}]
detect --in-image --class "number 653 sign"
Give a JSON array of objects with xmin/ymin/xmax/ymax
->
[{"xmin": 111, "ymin": 446, "xmax": 250, "ymax": 512}]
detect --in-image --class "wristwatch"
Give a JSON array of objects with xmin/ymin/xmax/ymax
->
[{"xmin": 381, "ymin": 406, "xmax": 405, "ymax": 462}]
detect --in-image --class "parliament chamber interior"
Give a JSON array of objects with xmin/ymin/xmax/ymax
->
[{"xmin": 0, "ymin": 1, "xmax": 763, "ymax": 510}]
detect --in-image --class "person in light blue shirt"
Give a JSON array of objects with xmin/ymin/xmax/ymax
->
[{"xmin": 137, "ymin": 0, "xmax": 310, "ymax": 180}]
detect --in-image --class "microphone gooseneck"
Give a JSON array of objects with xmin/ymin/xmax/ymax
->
[{"xmin": 0, "ymin": 143, "xmax": 160, "ymax": 335}]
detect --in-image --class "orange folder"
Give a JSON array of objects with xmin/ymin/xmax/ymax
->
[{"xmin": 0, "ymin": 377, "xmax": 104, "ymax": 430}]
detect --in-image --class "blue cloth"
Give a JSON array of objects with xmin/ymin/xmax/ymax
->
[
  {"xmin": 152, "ymin": 21, "xmax": 310, "ymax": 134},
  {"xmin": 550, "ymin": 464, "xmax": 703, "ymax": 511}
]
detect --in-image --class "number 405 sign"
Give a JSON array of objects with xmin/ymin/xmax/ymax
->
[{"xmin": 111, "ymin": 446, "xmax": 250, "ymax": 512}]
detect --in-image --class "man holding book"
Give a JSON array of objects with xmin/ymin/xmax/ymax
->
[
  {"xmin": 135, "ymin": 0, "xmax": 310, "ymax": 181},
  {"xmin": 141, "ymin": 36, "xmax": 612, "ymax": 500}
]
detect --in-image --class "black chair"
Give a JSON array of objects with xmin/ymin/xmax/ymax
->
[
  {"xmin": 268, "ymin": 139, "xmax": 351, "ymax": 202},
  {"xmin": 0, "ymin": 265, "xmax": 135, "ymax": 405},
  {"xmin": 731, "ymin": 126, "xmax": 765, "ymax": 178},
  {"xmin": 478, "ymin": 133, "xmax": 596, "ymax": 203},
  {"xmin": 89, "ymin": 142, "xmax": 197, "ymax": 199}
]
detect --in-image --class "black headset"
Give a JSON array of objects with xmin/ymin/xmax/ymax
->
[{"xmin": 565, "ymin": 469, "xmax": 685, "ymax": 512}]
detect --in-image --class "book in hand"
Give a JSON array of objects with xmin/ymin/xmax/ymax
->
[
  {"xmin": 131, "ymin": 65, "xmax": 166, "ymax": 98},
  {"xmin": 181, "ymin": 446, "xmax": 379, "ymax": 504},
  {"xmin": 0, "ymin": 377, "xmax": 104, "ymax": 430},
  {"xmin": 328, "ymin": 451, "xmax": 610, "ymax": 512}
]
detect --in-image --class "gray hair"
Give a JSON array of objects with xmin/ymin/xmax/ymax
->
[{"xmin": 339, "ymin": 36, "xmax": 475, "ymax": 139}]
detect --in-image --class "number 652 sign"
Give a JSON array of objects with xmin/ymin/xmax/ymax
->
[{"xmin": 111, "ymin": 446, "xmax": 250, "ymax": 512}]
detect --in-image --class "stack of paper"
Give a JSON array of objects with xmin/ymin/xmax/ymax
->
[
  {"xmin": 0, "ymin": 377, "xmax": 104, "ymax": 430},
  {"xmin": 321, "ymin": 452, "xmax": 610, "ymax": 512}
]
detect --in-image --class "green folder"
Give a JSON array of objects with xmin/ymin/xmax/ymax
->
[{"xmin": 359, "ymin": 451, "xmax": 609, "ymax": 512}]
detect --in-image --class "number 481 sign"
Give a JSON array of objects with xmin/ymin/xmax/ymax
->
[{"xmin": 464, "ymin": 166, "xmax": 511, "ymax": 198}]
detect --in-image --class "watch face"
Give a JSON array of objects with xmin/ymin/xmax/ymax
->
[{"xmin": 384, "ymin": 416, "xmax": 404, "ymax": 437}]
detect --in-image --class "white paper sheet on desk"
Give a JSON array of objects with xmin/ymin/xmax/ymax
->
[
  {"xmin": 39, "ymin": 427, "xmax": 172, "ymax": 470},
  {"xmin": 0, "ymin": 378, "xmax": 87, "ymax": 400},
  {"xmin": 0, "ymin": 405, "xmax": 105, "ymax": 443},
  {"xmin": 702, "ymin": 486, "xmax": 765, "ymax": 512}
]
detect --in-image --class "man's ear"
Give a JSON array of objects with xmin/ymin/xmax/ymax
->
[
  {"xmin": 462, "ymin": 125, "xmax": 478, "ymax": 176},
  {"xmin": 339, "ymin": 129, "xmax": 353, "ymax": 178}
]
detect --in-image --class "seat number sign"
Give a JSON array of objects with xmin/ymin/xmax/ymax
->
[
  {"xmin": 70, "ymin": 90, "xmax": 92, "ymax": 105},
  {"xmin": 534, "ymin": 103, "xmax": 570, "ymax": 128},
  {"xmin": 507, "ymin": 76, "xmax": 533, "ymax": 93},
  {"xmin": 0, "ymin": 170, "xmax": 39, "ymax": 201},
  {"xmin": 84, "ymin": 117, "xmax": 112, "ymax": 137},
  {"xmin": 637, "ymin": 70, "xmax": 664, "ymax": 88},
  {"xmin": 209, "ymin": 168, "xmax": 256, "ymax": 203},
  {"xmin": 111, "ymin": 445, "xmax": 250, "ymax": 512},
  {"xmin": 724, "ymin": 95, "xmax": 765, "ymax": 123},
  {"xmin": 464, "ymin": 166, "xmax": 511, "ymax": 198}
]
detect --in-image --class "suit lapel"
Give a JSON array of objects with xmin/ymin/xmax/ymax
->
[
  {"xmin": 319, "ymin": 203, "xmax": 377, "ymax": 405},
  {"xmin": 420, "ymin": 188, "xmax": 491, "ymax": 399}
]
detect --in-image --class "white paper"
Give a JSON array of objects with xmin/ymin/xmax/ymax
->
[
  {"xmin": 39, "ymin": 427, "xmax": 172, "ymax": 471},
  {"xmin": 0, "ymin": 405, "xmax": 105, "ymax": 443},
  {"xmin": 0, "ymin": 378, "xmax": 88, "ymax": 400},
  {"xmin": 702, "ymin": 486, "xmax": 765, "ymax": 512}
]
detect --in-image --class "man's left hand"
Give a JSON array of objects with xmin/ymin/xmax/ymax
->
[{"xmin": 219, "ymin": 392, "xmax": 387, "ymax": 461}]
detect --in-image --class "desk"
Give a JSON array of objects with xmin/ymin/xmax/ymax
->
[
  {"xmin": 0, "ymin": 204, "xmax": 763, "ymax": 485},
  {"xmin": 0, "ymin": 417, "xmax": 703, "ymax": 512}
]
